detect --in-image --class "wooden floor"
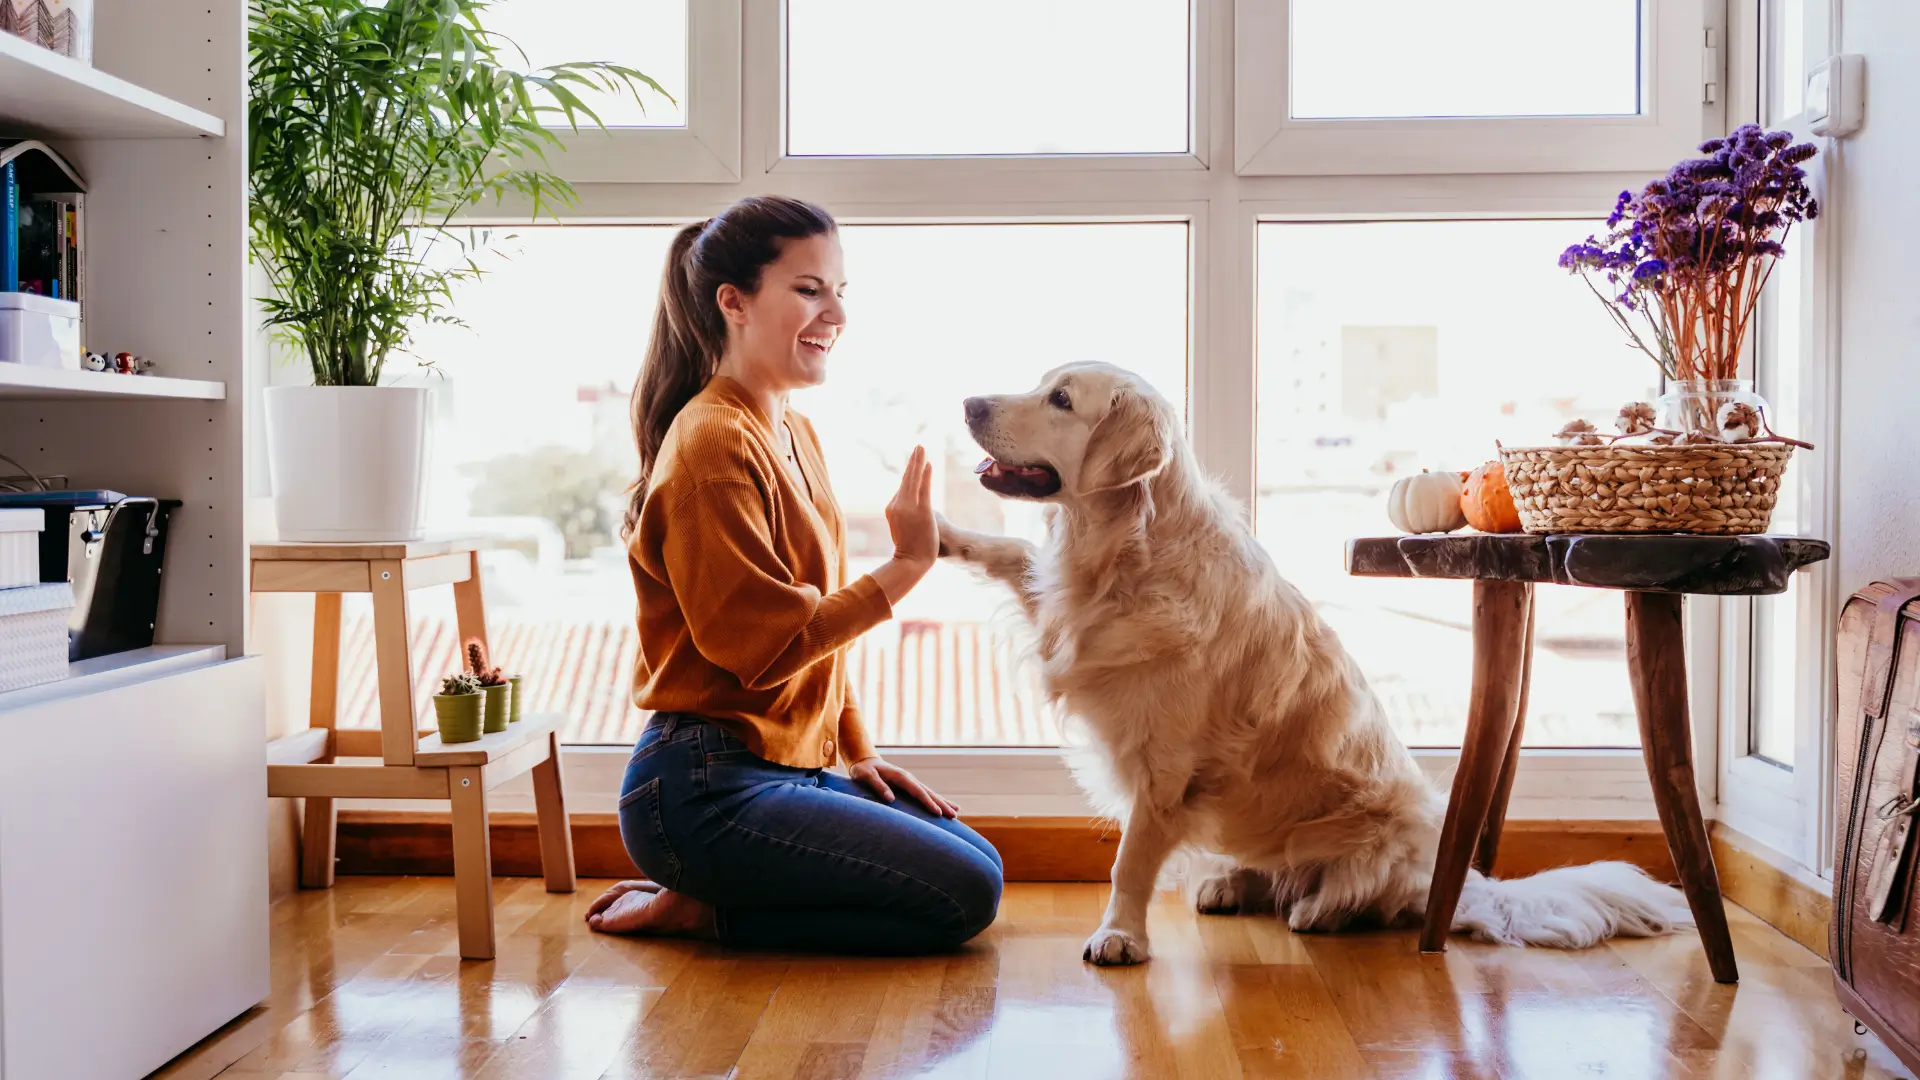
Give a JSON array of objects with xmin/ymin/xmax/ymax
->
[{"xmin": 157, "ymin": 877, "xmax": 1908, "ymax": 1080}]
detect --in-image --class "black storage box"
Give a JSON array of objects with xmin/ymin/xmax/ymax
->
[{"xmin": 0, "ymin": 490, "xmax": 180, "ymax": 660}]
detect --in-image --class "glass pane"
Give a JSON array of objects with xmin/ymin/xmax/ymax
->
[
  {"xmin": 1290, "ymin": 0, "xmax": 1642, "ymax": 120},
  {"xmin": 1256, "ymin": 220, "xmax": 1658, "ymax": 748},
  {"xmin": 787, "ymin": 0, "xmax": 1189, "ymax": 155},
  {"xmin": 1767, "ymin": 0, "xmax": 1807, "ymax": 125},
  {"xmin": 483, "ymin": 0, "xmax": 686, "ymax": 128},
  {"xmin": 1751, "ymin": 225, "xmax": 1807, "ymax": 767},
  {"xmin": 331, "ymin": 224, "xmax": 1189, "ymax": 748},
  {"xmin": 796, "ymin": 224, "xmax": 1190, "ymax": 746},
  {"xmin": 1752, "ymin": 581, "xmax": 1800, "ymax": 765}
]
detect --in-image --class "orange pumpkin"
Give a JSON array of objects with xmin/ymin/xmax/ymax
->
[{"xmin": 1462, "ymin": 460, "xmax": 1523, "ymax": 533}]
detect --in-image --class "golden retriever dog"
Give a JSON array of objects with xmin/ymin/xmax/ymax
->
[{"xmin": 937, "ymin": 362, "xmax": 1694, "ymax": 966}]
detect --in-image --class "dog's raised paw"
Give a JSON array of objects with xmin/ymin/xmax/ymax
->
[
  {"xmin": 1082, "ymin": 927, "xmax": 1150, "ymax": 966},
  {"xmin": 934, "ymin": 516, "xmax": 964, "ymax": 560}
]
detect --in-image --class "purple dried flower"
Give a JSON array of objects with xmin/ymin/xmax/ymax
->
[{"xmin": 1560, "ymin": 125, "xmax": 1818, "ymax": 382}]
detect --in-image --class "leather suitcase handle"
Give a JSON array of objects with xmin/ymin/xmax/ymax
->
[{"xmin": 1865, "ymin": 579, "xmax": 1920, "ymax": 720}]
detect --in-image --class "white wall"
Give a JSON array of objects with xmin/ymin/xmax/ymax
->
[{"xmin": 1834, "ymin": 0, "xmax": 1920, "ymax": 591}]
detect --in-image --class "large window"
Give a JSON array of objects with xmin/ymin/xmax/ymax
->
[
  {"xmin": 286, "ymin": 0, "xmax": 1741, "ymax": 819},
  {"xmin": 1255, "ymin": 220, "xmax": 1656, "ymax": 747},
  {"xmin": 331, "ymin": 224, "xmax": 1187, "ymax": 748}
]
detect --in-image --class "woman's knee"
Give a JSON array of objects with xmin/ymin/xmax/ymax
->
[{"xmin": 937, "ymin": 846, "xmax": 1004, "ymax": 945}]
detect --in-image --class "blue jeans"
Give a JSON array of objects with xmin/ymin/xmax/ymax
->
[{"xmin": 616, "ymin": 713, "xmax": 1004, "ymax": 953}]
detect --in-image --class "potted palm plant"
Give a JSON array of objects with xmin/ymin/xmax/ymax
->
[{"xmin": 248, "ymin": 0, "xmax": 662, "ymax": 541}]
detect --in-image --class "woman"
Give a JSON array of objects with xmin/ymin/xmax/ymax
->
[{"xmin": 586, "ymin": 196, "xmax": 1004, "ymax": 953}]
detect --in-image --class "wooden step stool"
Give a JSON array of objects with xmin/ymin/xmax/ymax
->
[{"xmin": 255, "ymin": 540, "xmax": 576, "ymax": 960}]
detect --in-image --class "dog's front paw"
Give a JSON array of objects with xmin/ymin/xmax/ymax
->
[
  {"xmin": 935, "ymin": 513, "xmax": 963, "ymax": 560},
  {"xmin": 1195, "ymin": 872, "xmax": 1245, "ymax": 916},
  {"xmin": 1082, "ymin": 926, "xmax": 1150, "ymax": 966}
]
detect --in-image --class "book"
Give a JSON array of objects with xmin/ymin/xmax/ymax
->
[
  {"xmin": 38, "ymin": 190, "xmax": 83, "ymax": 345},
  {"xmin": 15, "ymin": 197, "xmax": 58, "ymax": 296},
  {"xmin": 3, "ymin": 159, "xmax": 15, "ymax": 293}
]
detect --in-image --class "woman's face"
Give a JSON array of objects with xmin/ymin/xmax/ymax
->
[{"xmin": 719, "ymin": 232, "xmax": 847, "ymax": 392}]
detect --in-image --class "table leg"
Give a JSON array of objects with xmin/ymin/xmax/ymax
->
[
  {"xmin": 531, "ymin": 731, "xmax": 577, "ymax": 893},
  {"xmin": 450, "ymin": 765, "xmax": 496, "ymax": 961},
  {"xmin": 1624, "ymin": 591, "xmax": 1738, "ymax": 984},
  {"xmin": 1422, "ymin": 578, "xmax": 1532, "ymax": 953},
  {"xmin": 1475, "ymin": 585, "xmax": 1535, "ymax": 876},
  {"xmin": 302, "ymin": 591, "xmax": 342, "ymax": 889}
]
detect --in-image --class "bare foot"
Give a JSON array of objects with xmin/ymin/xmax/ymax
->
[{"xmin": 585, "ymin": 880, "xmax": 716, "ymax": 938}]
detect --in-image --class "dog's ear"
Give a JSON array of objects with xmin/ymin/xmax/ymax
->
[{"xmin": 1079, "ymin": 387, "xmax": 1171, "ymax": 495}]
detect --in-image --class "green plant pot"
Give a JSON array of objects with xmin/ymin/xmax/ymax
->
[
  {"xmin": 434, "ymin": 693, "xmax": 483, "ymax": 744},
  {"xmin": 508, "ymin": 675, "xmax": 524, "ymax": 722},
  {"xmin": 482, "ymin": 683, "xmax": 511, "ymax": 734}
]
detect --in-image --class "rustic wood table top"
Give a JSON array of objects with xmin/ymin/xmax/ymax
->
[{"xmin": 1346, "ymin": 533, "xmax": 1831, "ymax": 596}]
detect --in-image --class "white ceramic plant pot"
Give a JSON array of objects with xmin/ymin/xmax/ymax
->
[{"xmin": 265, "ymin": 386, "xmax": 431, "ymax": 542}]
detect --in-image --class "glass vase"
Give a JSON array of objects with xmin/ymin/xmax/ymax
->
[{"xmin": 1655, "ymin": 379, "xmax": 1771, "ymax": 441}]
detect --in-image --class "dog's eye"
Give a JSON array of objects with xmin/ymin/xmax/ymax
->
[{"xmin": 1048, "ymin": 388, "xmax": 1072, "ymax": 411}]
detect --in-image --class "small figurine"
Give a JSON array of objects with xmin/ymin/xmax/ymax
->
[
  {"xmin": 113, "ymin": 352, "xmax": 153, "ymax": 375},
  {"xmin": 83, "ymin": 351, "xmax": 109, "ymax": 372}
]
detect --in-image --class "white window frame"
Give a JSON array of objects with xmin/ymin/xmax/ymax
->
[
  {"xmin": 1234, "ymin": 0, "xmax": 1709, "ymax": 176},
  {"xmin": 1715, "ymin": 0, "xmax": 1841, "ymax": 875},
  {"xmin": 541, "ymin": 0, "xmax": 743, "ymax": 183},
  {"xmin": 418, "ymin": 0, "xmax": 1734, "ymax": 823}
]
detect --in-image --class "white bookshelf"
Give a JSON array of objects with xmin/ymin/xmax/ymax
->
[
  {"xmin": 0, "ymin": 364, "xmax": 225, "ymax": 400},
  {"xmin": 0, "ymin": 32, "xmax": 223, "ymax": 139},
  {"xmin": 0, "ymin": 2, "xmax": 266, "ymax": 1077}
]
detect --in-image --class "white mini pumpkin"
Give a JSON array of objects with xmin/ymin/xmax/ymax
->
[{"xmin": 1386, "ymin": 470, "xmax": 1468, "ymax": 534}]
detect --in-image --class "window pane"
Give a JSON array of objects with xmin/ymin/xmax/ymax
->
[
  {"xmin": 1752, "ymin": 581, "xmax": 1800, "ymax": 765},
  {"xmin": 1256, "ymin": 220, "xmax": 1658, "ymax": 748},
  {"xmin": 330, "ymin": 224, "xmax": 1188, "ymax": 748},
  {"xmin": 1751, "ymin": 226, "xmax": 1807, "ymax": 766},
  {"xmin": 483, "ymin": 0, "xmax": 686, "ymax": 128},
  {"xmin": 1767, "ymin": 0, "xmax": 1807, "ymax": 125},
  {"xmin": 797, "ymin": 224, "xmax": 1190, "ymax": 746},
  {"xmin": 1290, "ymin": 0, "xmax": 1642, "ymax": 120},
  {"xmin": 787, "ymin": 0, "xmax": 1189, "ymax": 155}
]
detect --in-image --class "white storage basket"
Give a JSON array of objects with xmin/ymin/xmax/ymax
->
[
  {"xmin": 0, "ymin": 508, "xmax": 44, "ymax": 589},
  {"xmin": 0, "ymin": 582, "xmax": 72, "ymax": 693}
]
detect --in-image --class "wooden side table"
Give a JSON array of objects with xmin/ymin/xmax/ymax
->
[
  {"xmin": 1347, "ymin": 533, "xmax": 1831, "ymax": 985},
  {"xmin": 253, "ymin": 540, "xmax": 576, "ymax": 961}
]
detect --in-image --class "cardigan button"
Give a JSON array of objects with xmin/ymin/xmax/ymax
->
[{"xmin": 823, "ymin": 739, "xmax": 836, "ymax": 760}]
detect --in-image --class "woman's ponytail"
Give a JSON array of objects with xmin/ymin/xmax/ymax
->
[{"xmin": 621, "ymin": 198, "xmax": 838, "ymax": 539}]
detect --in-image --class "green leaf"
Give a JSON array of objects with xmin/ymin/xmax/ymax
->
[{"xmin": 248, "ymin": 0, "xmax": 658, "ymax": 385}]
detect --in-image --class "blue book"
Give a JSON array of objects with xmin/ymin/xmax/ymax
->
[{"xmin": 3, "ymin": 160, "xmax": 16, "ymax": 293}]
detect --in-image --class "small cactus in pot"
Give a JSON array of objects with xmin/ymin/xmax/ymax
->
[
  {"xmin": 466, "ymin": 640, "xmax": 512, "ymax": 734},
  {"xmin": 434, "ymin": 672, "xmax": 484, "ymax": 744}
]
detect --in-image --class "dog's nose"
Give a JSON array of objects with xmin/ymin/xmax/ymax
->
[{"xmin": 964, "ymin": 397, "xmax": 990, "ymax": 426}]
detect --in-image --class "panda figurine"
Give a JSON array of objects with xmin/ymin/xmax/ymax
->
[{"xmin": 83, "ymin": 351, "xmax": 110, "ymax": 372}]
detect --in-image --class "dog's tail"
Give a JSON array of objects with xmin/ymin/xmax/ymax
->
[{"xmin": 1450, "ymin": 862, "xmax": 1695, "ymax": 948}]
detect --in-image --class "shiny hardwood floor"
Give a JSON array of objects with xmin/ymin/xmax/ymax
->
[{"xmin": 158, "ymin": 877, "xmax": 1909, "ymax": 1080}]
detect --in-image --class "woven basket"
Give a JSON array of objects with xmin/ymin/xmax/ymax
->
[{"xmin": 1499, "ymin": 442, "xmax": 1793, "ymax": 535}]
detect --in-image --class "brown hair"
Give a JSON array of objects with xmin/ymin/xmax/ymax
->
[{"xmin": 623, "ymin": 196, "xmax": 838, "ymax": 537}]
